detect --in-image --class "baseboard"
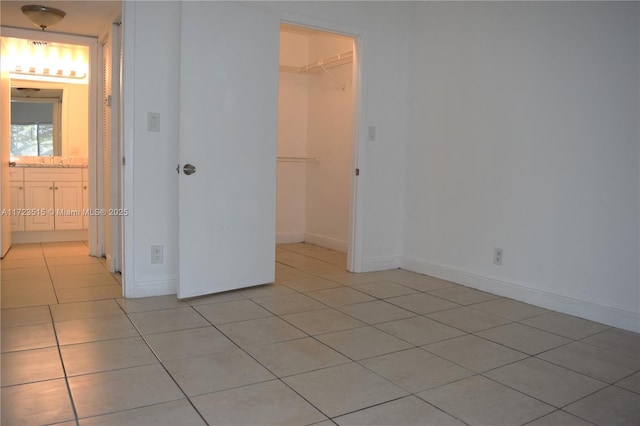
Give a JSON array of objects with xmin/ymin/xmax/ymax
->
[
  {"xmin": 276, "ymin": 232, "xmax": 305, "ymax": 244},
  {"xmin": 402, "ymin": 257, "xmax": 640, "ymax": 333},
  {"xmin": 304, "ymin": 232, "xmax": 347, "ymax": 253},
  {"xmin": 130, "ymin": 274, "xmax": 178, "ymax": 298},
  {"xmin": 360, "ymin": 256, "xmax": 403, "ymax": 273},
  {"xmin": 12, "ymin": 229, "xmax": 88, "ymax": 244}
]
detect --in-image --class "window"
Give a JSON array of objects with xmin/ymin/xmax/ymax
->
[{"xmin": 10, "ymin": 88, "xmax": 62, "ymax": 156}]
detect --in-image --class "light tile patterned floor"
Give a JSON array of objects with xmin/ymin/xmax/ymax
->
[{"xmin": 1, "ymin": 242, "xmax": 639, "ymax": 425}]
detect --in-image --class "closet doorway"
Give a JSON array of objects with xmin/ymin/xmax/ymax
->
[{"xmin": 276, "ymin": 23, "xmax": 357, "ymax": 266}]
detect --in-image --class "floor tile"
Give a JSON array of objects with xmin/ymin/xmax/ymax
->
[
  {"xmin": 521, "ymin": 312, "xmax": 610, "ymax": 340},
  {"xmin": 427, "ymin": 306, "xmax": 512, "ymax": 332},
  {"xmin": 337, "ymin": 300, "xmax": 416, "ymax": 325},
  {"xmin": 418, "ymin": 375, "xmax": 554, "ymax": 426},
  {"xmin": 283, "ymin": 276, "xmax": 344, "ymax": 292},
  {"xmin": 45, "ymin": 255, "xmax": 103, "ymax": 267},
  {"xmin": 54, "ymin": 314, "xmax": 138, "ymax": 345},
  {"xmin": 162, "ymin": 348, "xmax": 274, "ymax": 396},
  {"xmin": 306, "ymin": 287, "xmax": 375, "ymax": 307},
  {"xmin": 60, "ymin": 336, "xmax": 157, "ymax": 376},
  {"xmin": 485, "ymin": 357, "xmax": 607, "ymax": 407},
  {"xmin": 538, "ymin": 341, "xmax": 639, "ymax": 383},
  {"xmin": 0, "ymin": 257, "xmax": 47, "ymax": 269},
  {"xmin": 376, "ymin": 316, "xmax": 466, "ymax": 346},
  {"xmin": 471, "ymin": 298, "xmax": 551, "ymax": 321},
  {"xmin": 49, "ymin": 263, "xmax": 108, "ymax": 276},
  {"xmin": 42, "ymin": 245, "xmax": 89, "ymax": 258},
  {"xmin": 428, "ymin": 286, "xmax": 501, "ymax": 305},
  {"xmin": 564, "ymin": 386, "xmax": 640, "ymax": 426},
  {"xmin": 50, "ymin": 299, "xmax": 124, "ymax": 322},
  {"xmin": 194, "ymin": 299, "xmax": 273, "ymax": 324},
  {"xmin": 281, "ymin": 308, "xmax": 365, "ymax": 335},
  {"xmin": 616, "ymin": 371, "xmax": 640, "ymax": 394},
  {"xmin": 316, "ymin": 326, "xmax": 412, "ymax": 360},
  {"xmin": 475, "ymin": 323, "xmax": 571, "ymax": 355},
  {"xmin": 1, "ymin": 322, "xmax": 57, "ymax": 352},
  {"xmin": 128, "ymin": 307, "xmax": 210, "ymax": 334},
  {"xmin": 526, "ymin": 410, "xmax": 596, "ymax": 426},
  {"xmin": 80, "ymin": 399, "xmax": 206, "ymax": 426},
  {"xmin": 1, "ymin": 279, "xmax": 58, "ymax": 308},
  {"xmin": 144, "ymin": 326, "xmax": 236, "ymax": 361},
  {"xmin": 360, "ymin": 348, "xmax": 473, "ymax": 392},
  {"xmin": 283, "ymin": 363, "xmax": 408, "ymax": 418},
  {"xmin": 423, "ymin": 334, "xmax": 528, "ymax": 372},
  {"xmin": 352, "ymin": 281, "xmax": 418, "ymax": 299},
  {"xmin": 116, "ymin": 295, "xmax": 187, "ymax": 313},
  {"xmin": 333, "ymin": 395, "xmax": 465, "ymax": 426},
  {"xmin": 581, "ymin": 328, "xmax": 640, "ymax": 359},
  {"xmin": 321, "ymin": 272, "xmax": 388, "ymax": 286},
  {"xmin": 56, "ymin": 285, "xmax": 122, "ymax": 303},
  {"xmin": 253, "ymin": 293, "xmax": 326, "ymax": 315},
  {"xmin": 2, "ymin": 245, "xmax": 43, "ymax": 260},
  {"xmin": 52, "ymin": 273, "xmax": 119, "ymax": 289},
  {"xmin": 275, "ymin": 264, "xmax": 312, "ymax": 282},
  {"xmin": 185, "ymin": 289, "xmax": 247, "ymax": 306},
  {"xmin": 69, "ymin": 364, "xmax": 184, "ymax": 418},
  {"xmin": 218, "ymin": 316, "xmax": 306, "ymax": 347},
  {"xmin": 191, "ymin": 380, "xmax": 327, "ymax": 425},
  {"xmin": 1, "ymin": 379, "xmax": 75, "ymax": 426},
  {"xmin": 1, "ymin": 305, "xmax": 51, "ymax": 327},
  {"xmin": 245, "ymin": 337, "xmax": 350, "ymax": 377},
  {"xmin": 386, "ymin": 293, "xmax": 460, "ymax": 315},
  {"xmin": 241, "ymin": 284, "xmax": 297, "ymax": 298},
  {"xmin": 1, "ymin": 266, "xmax": 50, "ymax": 280},
  {"xmin": 1, "ymin": 346, "xmax": 64, "ymax": 386}
]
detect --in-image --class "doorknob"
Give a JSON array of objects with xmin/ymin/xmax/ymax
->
[{"xmin": 183, "ymin": 164, "xmax": 197, "ymax": 176}]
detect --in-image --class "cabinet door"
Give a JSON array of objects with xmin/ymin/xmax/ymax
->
[
  {"xmin": 24, "ymin": 182, "xmax": 55, "ymax": 231},
  {"xmin": 10, "ymin": 183, "xmax": 25, "ymax": 231},
  {"xmin": 54, "ymin": 181, "xmax": 83, "ymax": 230}
]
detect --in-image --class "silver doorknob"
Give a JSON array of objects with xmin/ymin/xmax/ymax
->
[{"xmin": 183, "ymin": 164, "xmax": 197, "ymax": 175}]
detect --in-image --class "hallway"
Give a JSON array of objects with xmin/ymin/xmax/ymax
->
[{"xmin": 1, "ymin": 243, "xmax": 639, "ymax": 425}]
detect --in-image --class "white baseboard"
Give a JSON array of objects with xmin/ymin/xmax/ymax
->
[
  {"xmin": 131, "ymin": 275, "xmax": 177, "ymax": 298},
  {"xmin": 402, "ymin": 257, "xmax": 640, "ymax": 333},
  {"xmin": 304, "ymin": 232, "xmax": 347, "ymax": 253},
  {"xmin": 276, "ymin": 232, "xmax": 305, "ymax": 244},
  {"xmin": 12, "ymin": 229, "xmax": 88, "ymax": 244},
  {"xmin": 360, "ymin": 256, "xmax": 403, "ymax": 273}
]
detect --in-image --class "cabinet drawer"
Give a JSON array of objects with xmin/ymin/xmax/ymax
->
[
  {"xmin": 9, "ymin": 168, "xmax": 24, "ymax": 181},
  {"xmin": 24, "ymin": 168, "xmax": 82, "ymax": 182}
]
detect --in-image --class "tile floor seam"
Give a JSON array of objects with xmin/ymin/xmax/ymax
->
[
  {"xmin": 47, "ymin": 303, "xmax": 81, "ymax": 425},
  {"xmin": 119, "ymin": 307, "xmax": 211, "ymax": 425}
]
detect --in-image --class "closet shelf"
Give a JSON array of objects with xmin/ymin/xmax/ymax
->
[
  {"xmin": 277, "ymin": 156, "xmax": 320, "ymax": 164},
  {"xmin": 279, "ymin": 50, "xmax": 353, "ymax": 74}
]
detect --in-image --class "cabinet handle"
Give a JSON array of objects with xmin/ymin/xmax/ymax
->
[
  {"xmin": 49, "ymin": 187, "xmax": 53, "ymax": 190},
  {"xmin": 83, "ymin": 186, "xmax": 87, "ymax": 190},
  {"xmin": 54, "ymin": 187, "xmax": 59, "ymax": 190},
  {"xmin": 18, "ymin": 186, "xmax": 23, "ymax": 190}
]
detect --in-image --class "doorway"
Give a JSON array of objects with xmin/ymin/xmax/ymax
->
[{"xmin": 276, "ymin": 23, "xmax": 357, "ymax": 264}]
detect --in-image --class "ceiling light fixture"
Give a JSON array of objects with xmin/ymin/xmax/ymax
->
[{"xmin": 21, "ymin": 5, "xmax": 66, "ymax": 31}]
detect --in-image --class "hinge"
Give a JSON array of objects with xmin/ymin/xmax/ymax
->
[
  {"xmin": 355, "ymin": 168, "xmax": 360, "ymax": 176},
  {"xmin": 176, "ymin": 164, "xmax": 180, "ymax": 174},
  {"xmin": 106, "ymin": 95, "xmax": 112, "ymax": 107},
  {"xmin": 122, "ymin": 156, "xmax": 125, "ymax": 166}
]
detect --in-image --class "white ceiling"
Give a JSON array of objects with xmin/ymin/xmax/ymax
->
[{"xmin": 1, "ymin": 1, "xmax": 121, "ymax": 37}]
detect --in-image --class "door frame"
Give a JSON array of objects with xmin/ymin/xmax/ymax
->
[
  {"xmin": 279, "ymin": 13, "xmax": 366, "ymax": 273},
  {"xmin": 0, "ymin": 26, "xmax": 101, "ymax": 256}
]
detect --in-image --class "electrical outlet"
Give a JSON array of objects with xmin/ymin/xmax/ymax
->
[
  {"xmin": 151, "ymin": 245, "xmax": 163, "ymax": 264},
  {"xmin": 494, "ymin": 247, "xmax": 503, "ymax": 265}
]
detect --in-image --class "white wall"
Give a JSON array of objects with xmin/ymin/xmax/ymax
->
[
  {"xmin": 404, "ymin": 2, "xmax": 640, "ymax": 331},
  {"xmin": 123, "ymin": 1, "xmax": 180, "ymax": 297},
  {"xmin": 276, "ymin": 31, "xmax": 309, "ymax": 243},
  {"xmin": 305, "ymin": 34, "xmax": 354, "ymax": 252}
]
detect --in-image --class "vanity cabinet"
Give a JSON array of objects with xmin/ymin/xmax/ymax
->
[
  {"xmin": 10, "ymin": 183, "xmax": 25, "ymax": 231},
  {"xmin": 13, "ymin": 168, "xmax": 86, "ymax": 231}
]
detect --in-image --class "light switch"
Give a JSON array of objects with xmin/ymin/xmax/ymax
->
[{"xmin": 148, "ymin": 112, "xmax": 160, "ymax": 132}]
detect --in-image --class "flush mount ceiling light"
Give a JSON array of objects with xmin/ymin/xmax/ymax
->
[{"xmin": 21, "ymin": 5, "xmax": 66, "ymax": 31}]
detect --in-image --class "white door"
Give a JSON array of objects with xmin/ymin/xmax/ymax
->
[
  {"xmin": 178, "ymin": 2, "xmax": 280, "ymax": 298},
  {"xmin": 0, "ymin": 45, "xmax": 12, "ymax": 257},
  {"xmin": 54, "ymin": 182, "xmax": 83, "ymax": 230}
]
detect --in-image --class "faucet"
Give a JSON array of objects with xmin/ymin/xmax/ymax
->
[
  {"xmin": 59, "ymin": 158, "xmax": 65, "ymax": 166},
  {"xmin": 49, "ymin": 154, "xmax": 54, "ymax": 164}
]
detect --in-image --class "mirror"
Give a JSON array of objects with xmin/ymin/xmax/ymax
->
[
  {"xmin": 9, "ymin": 79, "xmax": 89, "ymax": 159},
  {"xmin": 11, "ymin": 87, "xmax": 62, "ymax": 156}
]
